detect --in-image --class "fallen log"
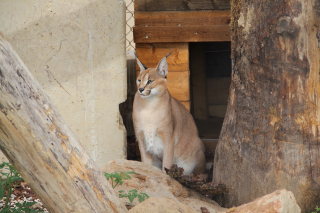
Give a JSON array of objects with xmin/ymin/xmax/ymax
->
[{"xmin": 0, "ymin": 32, "xmax": 127, "ymax": 212}]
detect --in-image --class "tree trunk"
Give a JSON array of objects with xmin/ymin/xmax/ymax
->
[
  {"xmin": 213, "ymin": 0, "xmax": 320, "ymax": 212},
  {"xmin": 0, "ymin": 32, "xmax": 127, "ymax": 212}
]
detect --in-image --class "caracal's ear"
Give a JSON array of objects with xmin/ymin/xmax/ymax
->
[
  {"xmin": 156, "ymin": 53, "xmax": 171, "ymax": 78},
  {"xmin": 135, "ymin": 53, "xmax": 148, "ymax": 73}
]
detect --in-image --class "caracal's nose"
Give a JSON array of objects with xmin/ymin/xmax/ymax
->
[{"xmin": 139, "ymin": 88, "xmax": 144, "ymax": 93}]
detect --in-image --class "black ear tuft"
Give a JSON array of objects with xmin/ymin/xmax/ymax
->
[{"xmin": 134, "ymin": 53, "xmax": 148, "ymax": 70}]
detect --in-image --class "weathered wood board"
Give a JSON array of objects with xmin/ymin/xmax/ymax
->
[
  {"xmin": 0, "ymin": 33, "xmax": 127, "ymax": 213},
  {"xmin": 134, "ymin": 11, "xmax": 231, "ymax": 43},
  {"xmin": 134, "ymin": 25, "xmax": 231, "ymax": 43},
  {"xmin": 135, "ymin": 11, "xmax": 231, "ymax": 27},
  {"xmin": 135, "ymin": 0, "xmax": 230, "ymax": 11}
]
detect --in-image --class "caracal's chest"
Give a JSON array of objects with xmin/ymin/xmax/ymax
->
[{"xmin": 137, "ymin": 107, "xmax": 169, "ymax": 158}]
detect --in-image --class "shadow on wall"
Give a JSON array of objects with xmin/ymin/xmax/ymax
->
[{"xmin": 120, "ymin": 51, "xmax": 136, "ymax": 137}]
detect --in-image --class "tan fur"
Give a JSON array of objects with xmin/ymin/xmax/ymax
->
[{"xmin": 132, "ymin": 54, "xmax": 206, "ymax": 175}]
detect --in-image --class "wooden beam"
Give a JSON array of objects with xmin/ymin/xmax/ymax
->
[
  {"xmin": 0, "ymin": 32, "xmax": 127, "ymax": 213},
  {"xmin": 134, "ymin": 0, "xmax": 230, "ymax": 11},
  {"xmin": 134, "ymin": 11, "xmax": 230, "ymax": 43},
  {"xmin": 135, "ymin": 11, "xmax": 231, "ymax": 27},
  {"xmin": 134, "ymin": 25, "xmax": 230, "ymax": 43}
]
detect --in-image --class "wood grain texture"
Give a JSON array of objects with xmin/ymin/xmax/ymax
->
[
  {"xmin": 136, "ymin": 70, "xmax": 190, "ymax": 102},
  {"xmin": 0, "ymin": 33, "xmax": 127, "ymax": 213},
  {"xmin": 134, "ymin": 0, "xmax": 230, "ymax": 11},
  {"xmin": 213, "ymin": 0, "xmax": 320, "ymax": 212},
  {"xmin": 135, "ymin": 43, "xmax": 189, "ymax": 72},
  {"xmin": 134, "ymin": 25, "xmax": 231, "ymax": 43},
  {"xmin": 135, "ymin": 11, "xmax": 231, "ymax": 27}
]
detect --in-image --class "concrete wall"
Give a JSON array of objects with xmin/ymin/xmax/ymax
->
[{"xmin": 0, "ymin": 0, "xmax": 127, "ymax": 168}]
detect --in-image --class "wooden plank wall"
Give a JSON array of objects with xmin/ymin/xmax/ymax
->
[
  {"xmin": 134, "ymin": 0, "xmax": 230, "ymax": 11},
  {"xmin": 135, "ymin": 43, "xmax": 191, "ymax": 111},
  {"xmin": 134, "ymin": 11, "xmax": 231, "ymax": 43}
]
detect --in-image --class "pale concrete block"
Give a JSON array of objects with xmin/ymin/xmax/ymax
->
[{"xmin": 0, "ymin": 0, "xmax": 127, "ymax": 168}]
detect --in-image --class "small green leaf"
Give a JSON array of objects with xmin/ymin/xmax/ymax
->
[
  {"xmin": 0, "ymin": 207, "xmax": 12, "ymax": 213},
  {"xmin": 0, "ymin": 162, "xmax": 6, "ymax": 169},
  {"xmin": 104, "ymin": 173, "xmax": 110, "ymax": 180},
  {"xmin": 140, "ymin": 192, "xmax": 149, "ymax": 198},
  {"xmin": 128, "ymin": 193, "xmax": 136, "ymax": 204},
  {"xmin": 11, "ymin": 176, "xmax": 23, "ymax": 182},
  {"xmin": 23, "ymin": 201, "xmax": 37, "ymax": 207},
  {"xmin": 113, "ymin": 173, "xmax": 121, "ymax": 179}
]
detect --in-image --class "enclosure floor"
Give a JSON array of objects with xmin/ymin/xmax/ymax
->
[{"xmin": 195, "ymin": 117, "xmax": 224, "ymax": 139}]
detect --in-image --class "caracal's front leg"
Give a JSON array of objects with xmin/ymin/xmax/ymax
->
[
  {"xmin": 136, "ymin": 130, "xmax": 152, "ymax": 164},
  {"xmin": 160, "ymin": 133, "xmax": 174, "ymax": 173}
]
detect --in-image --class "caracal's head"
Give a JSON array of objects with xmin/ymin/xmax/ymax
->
[{"xmin": 135, "ymin": 53, "xmax": 171, "ymax": 98}]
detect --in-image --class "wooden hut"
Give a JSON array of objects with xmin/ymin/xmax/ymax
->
[{"xmin": 133, "ymin": 0, "xmax": 231, "ymax": 161}]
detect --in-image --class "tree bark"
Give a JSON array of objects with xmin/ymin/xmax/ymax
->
[
  {"xmin": 213, "ymin": 0, "xmax": 320, "ymax": 212},
  {"xmin": 0, "ymin": 32, "xmax": 127, "ymax": 212}
]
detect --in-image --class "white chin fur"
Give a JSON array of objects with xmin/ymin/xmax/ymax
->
[
  {"xmin": 140, "ymin": 89, "xmax": 158, "ymax": 98},
  {"xmin": 140, "ymin": 94, "xmax": 149, "ymax": 98}
]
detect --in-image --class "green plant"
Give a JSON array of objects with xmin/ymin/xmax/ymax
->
[
  {"xmin": 312, "ymin": 206, "xmax": 320, "ymax": 213},
  {"xmin": 119, "ymin": 189, "xmax": 149, "ymax": 204},
  {"xmin": 104, "ymin": 171, "xmax": 149, "ymax": 204},
  {"xmin": 104, "ymin": 171, "xmax": 137, "ymax": 188},
  {"xmin": 0, "ymin": 162, "xmax": 43, "ymax": 213},
  {"xmin": 0, "ymin": 201, "xmax": 42, "ymax": 213}
]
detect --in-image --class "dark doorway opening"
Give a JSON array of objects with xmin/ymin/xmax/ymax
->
[{"xmin": 190, "ymin": 42, "xmax": 231, "ymax": 161}]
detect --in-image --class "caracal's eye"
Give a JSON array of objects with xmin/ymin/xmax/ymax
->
[
  {"xmin": 137, "ymin": 79, "xmax": 141, "ymax": 84},
  {"xmin": 147, "ymin": 80, "xmax": 154, "ymax": 85}
]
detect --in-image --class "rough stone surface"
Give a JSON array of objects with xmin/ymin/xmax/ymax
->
[
  {"xmin": 128, "ymin": 197, "xmax": 196, "ymax": 213},
  {"xmin": 0, "ymin": 0, "xmax": 127, "ymax": 167},
  {"xmin": 232, "ymin": 189, "xmax": 301, "ymax": 213},
  {"xmin": 101, "ymin": 159, "xmax": 227, "ymax": 213}
]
